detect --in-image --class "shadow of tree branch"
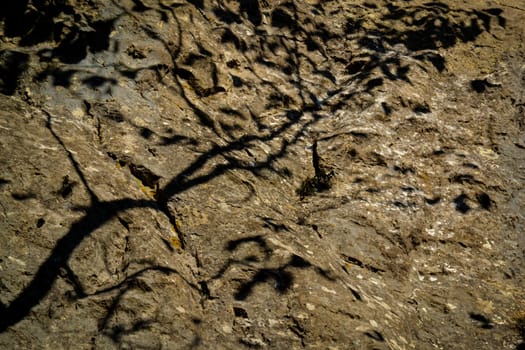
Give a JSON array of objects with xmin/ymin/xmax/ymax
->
[{"xmin": 0, "ymin": 0, "xmax": 507, "ymax": 337}]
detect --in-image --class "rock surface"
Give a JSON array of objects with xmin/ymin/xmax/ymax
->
[{"xmin": 1, "ymin": 0, "xmax": 524, "ymax": 349}]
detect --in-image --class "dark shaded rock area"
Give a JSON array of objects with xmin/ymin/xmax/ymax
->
[{"xmin": 1, "ymin": 0, "xmax": 524, "ymax": 349}]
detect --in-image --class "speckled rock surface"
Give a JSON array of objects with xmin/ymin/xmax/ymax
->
[{"xmin": 1, "ymin": 1, "xmax": 524, "ymax": 349}]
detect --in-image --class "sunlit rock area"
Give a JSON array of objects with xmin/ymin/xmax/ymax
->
[{"xmin": 0, "ymin": 1, "xmax": 524, "ymax": 349}]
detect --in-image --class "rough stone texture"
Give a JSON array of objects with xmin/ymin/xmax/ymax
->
[{"xmin": 0, "ymin": 1, "xmax": 524, "ymax": 349}]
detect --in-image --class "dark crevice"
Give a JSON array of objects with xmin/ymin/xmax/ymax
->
[{"xmin": 341, "ymin": 254, "xmax": 385, "ymax": 274}]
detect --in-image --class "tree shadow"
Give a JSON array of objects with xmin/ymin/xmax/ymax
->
[
  {"xmin": 86, "ymin": 263, "xmax": 199, "ymax": 344},
  {"xmin": 0, "ymin": 0, "xmax": 507, "ymax": 340},
  {"xmin": 469, "ymin": 312, "xmax": 494, "ymax": 329},
  {"xmin": 207, "ymin": 234, "xmax": 335, "ymax": 301}
]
